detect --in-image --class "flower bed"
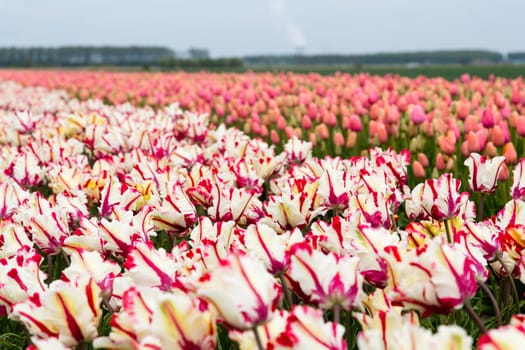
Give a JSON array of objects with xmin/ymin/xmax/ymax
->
[{"xmin": 0, "ymin": 75, "xmax": 524, "ymax": 349}]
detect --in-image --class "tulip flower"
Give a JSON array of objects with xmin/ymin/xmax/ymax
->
[
  {"xmin": 229, "ymin": 310, "xmax": 289, "ymax": 350},
  {"xmin": 243, "ymin": 223, "xmax": 303, "ymax": 275},
  {"xmin": 478, "ymin": 314, "xmax": 525, "ymax": 349},
  {"xmin": 0, "ymin": 220, "xmax": 32, "ymax": 259},
  {"xmin": 13, "ymin": 193, "xmax": 70, "ymax": 255},
  {"xmin": 207, "ymin": 183, "xmax": 263, "ymax": 225},
  {"xmin": 0, "ymin": 180, "xmax": 29, "ymax": 220},
  {"xmin": 286, "ymin": 241, "xmax": 365, "ymax": 312},
  {"xmin": 149, "ymin": 290, "xmax": 217, "ymax": 349},
  {"xmin": 189, "ymin": 217, "xmax": 245, "ymax": 270},
  {"xmin": 283, "ymin": 137, "xmax": 312, "ymax": 163},
  {"xmin": 359, "ymin": 316, "xmax": 472, "ymax": 350},
  {"xmin": 93, "ymin": 286, "xmax": 160, "ymax": 349},
  {"xmin": 410, "ymin": 104, "xmax": 427, "ymax": 124},
  {"xmin": 197, "ymin": 253, "xmax": 281, "ymax": 330},
  {"xmin": 385, "ymin": 238, "xmax": 485, "ymax": 316},
  {"xmin": 0, "ymin": 246, "xmax": 47, "ymax": 312},
  {"xmin": 318, "ymin": 169, "xmax": 352, "ymax": 210},
  {"xmin": 282, "ymin": 306, "xmax": 347, "ymax": 349},
  {"xmin": 464, "ymin": 153, "xmax": 505, "ymax": 194},
  {"xmin": 151, "ymin": 185, "xmax": 197, "ymax": 235},
  {"xmin": 123, "ymin": 242, "xmax": 178, "ymax": 291},
  {"xmin": 11, "ymin": 277, "xmax": 102, "ymax": 347},
  {"xmin": 421, "ymin": 173, "xmax": 464, "ymax": 221},
  {"xmin": 61, "ymin": 249, "xmax": 121, "ymax": 298}
]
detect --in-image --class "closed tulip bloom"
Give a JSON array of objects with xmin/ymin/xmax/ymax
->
[
  {"xmin": 150, "ymin": 291, "xmax": 217, "ymax": 350},
  {"xmin": 386, "ymin": 239, "xmax": 485, "ymax": 316},
  {"xmin": 412, "ymin": 160, "xmax": 426, "ymax": 178},
  {"xmin": 11, "ymin": 277, "xmax": 102, "ymax": 347},
  {"xmin": 282, "ymin": 306, "xmax": 347, "ymax": 349},
  {"xmin": 93, "ymin": 286, "xmax": 160, "ymax": 349},
  {"xmin": 410, "ymin": 104, "xmax": 426, "ymax": 124},
  {"xmin": 197, "ymin": 253, "xmax": 281, "ymax": 330},
  {"xmin": 0, "ymin": 220, "xmax": 32, "ymax": 259},
  {"xmin": 464, "ymin": 153, "xmax": 506, "ymax": 193},
  {"xmin": 503, "ymin": 142, "xmax": 518, "ymax": 164},
  {"xmin": 349, "ymin": 114, "xmax": 363, "ymax": 132},
  {"xmin": 151, "ymin": 185, "xmax": 197, "ymax": 235},
  {"xmin": 0, "ymin": 247, "xmax": 47, "ymax": 312},
  {"xmin": 243, "ymin": 223, "xmax": 303, "ymax": 275},
  {"xmin": 420, "ymin": 173, "xmax": 464, "ymax": 221},
  {"xmin": 481, "ymin": 108, "xmax": 495, "ymax": 128},
  {"xmin": 286, "ymin": 242, "xmax": 364, "ymax": 311}
]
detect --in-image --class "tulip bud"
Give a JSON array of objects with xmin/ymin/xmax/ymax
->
[
  {"xmin": 503, "ymin": 142, "xmax": 518, "ymax": 164},
  {"xmin": 412, "ymin": 160, "xmax": 426, "ymax": 178}
]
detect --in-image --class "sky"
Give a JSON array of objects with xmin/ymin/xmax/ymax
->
[{"xmin": 1, "ymin": 0, "xmax": 523, "ymax": 57}]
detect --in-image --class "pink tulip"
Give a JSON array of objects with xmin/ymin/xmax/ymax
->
[
  {"xmin": 491, "ymin": 125, "xmax": 506, "ymax": 147},
  {"xmin": 412, "ymin": 160, "xmax": 426, "ymax": 178},
  {"xmin": 410, "ymin": 104, "xmax": 426, "ymax": 124},
  {"xmin": 436, "ymin": 153, "xmax": 447, "ymax": 171},
  {"xmin": 481, "ymin": 107, "xmax": 495, "ymax": 128},
  {"xmin": 349, "ymin": 114, "xmax": 363, "ymax": 132},
  {"xmin": 503, "ymin": 142, "xmax": 518, "ymax": 164}
]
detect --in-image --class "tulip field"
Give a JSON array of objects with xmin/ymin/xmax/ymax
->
[{"xmin": 1, "ymin": 69, "xmax": 525, "ymax": 350}]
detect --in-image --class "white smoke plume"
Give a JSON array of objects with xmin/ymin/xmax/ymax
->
[{"xmin": 269, "ymin": 0, "xmax": 307, "ymax": 50}]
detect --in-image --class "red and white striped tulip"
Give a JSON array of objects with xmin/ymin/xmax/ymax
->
[
  {"xmin": 197, "ymin": 253, "xmax": 281, "ymax": 330},
  {"xmin": 11, "ymin": 277, "xmax": 102, "ymax": 347},
  {"xmin": 244, "ymin": 223, "xmax": 303, "ymax": 275},
  {"xmin": 286, "ymin": 242, "xmax": 365, "ymax": 311},
  {"xmin": 0, "ymin": 247, "xmax": 47, "ymax": 313},
  {"xmin": 464, "ymin": 153, "xmax": 506, "ymax": 193}
]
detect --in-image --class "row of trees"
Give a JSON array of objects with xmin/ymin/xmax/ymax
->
[
  {"xmin": 159, "ymin": 57, "xmax": 243, "ymax": 71},
  {"xmin": 243, "ymin": 50, "xmax": 508, "ymax": 67},
  {"xmin": 1, "ymin": 47, "xmax": 524, "ymax": 69}
]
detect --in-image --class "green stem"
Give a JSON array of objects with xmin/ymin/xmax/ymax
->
[
  {"xmin": 333, "ymin": 303, "xmax": 341, "ymax": 324},
  {"xmin": 390, "ymin": 213, "xmax": 399, "ymax": 236},
  {"xmin": 478, "ymin": 193, "xmax": 485, "ymax": 221},
  {"xmin": 478, "ymin": 279, "xmax": 502, "ymax": 326},
  {"xmin": 253, "ymin": 326, "xmax": 264, "ymax": 350},
  {"xmin": 47, "ymin": 254, "xmax": 53, "ymax": 280},
  {"xmin": 279, "ymin": 273, "xmax": 293, "ymax": 310},
  {"xmin": 444, "ymin": 219, "xmax": 453, "ymax": 244},
  {"xmin": 497, "ymin": 255, "xmax": 520, "ymax": 314},
  {"xmin": 61, "ymin": 249, "xmax": 70, "ymax": 265},
  {"xmin": 463, "ymin": 301, "xmax": 487, "ymax": 334},
  {"xmin": 216, "ymin": 334, "xmax": 224, "ymax": 350}
]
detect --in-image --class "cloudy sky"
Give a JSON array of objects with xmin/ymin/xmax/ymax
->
[{"xmin": 1, "ymin": 0, "xmax": 523, "ymax": 57}]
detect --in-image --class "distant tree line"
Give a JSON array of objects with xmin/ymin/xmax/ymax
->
[
  {"xmin": 508, "ymin": 52, "xmax": 525, "ymax": 64},
  {"xmin": 0, "ymin": 46, "xmax": 175, "ymax": 67},
  {"xmin": 243, "ymin": 50, "xmax": 509, "ymax": 67},
  {"xmin": 1, "ymin": 47, "xmax": 525, "ymax": 69},
  {"xmin": 159, "ymin": 57, "xmax": 244, "ymax": 71}
]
